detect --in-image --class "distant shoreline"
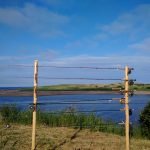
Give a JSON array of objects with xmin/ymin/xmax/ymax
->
[{"xmin": 0, "ymin": 89, "xmax": 150, "ymax": 96}]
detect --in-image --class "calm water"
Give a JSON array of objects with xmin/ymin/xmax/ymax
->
[{"xmin": 0, "ymin": 94, "xmax": 150, "ymax": 124}]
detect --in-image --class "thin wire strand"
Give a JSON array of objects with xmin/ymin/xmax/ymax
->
[
  {"xmin": 0, "ymin": 64, "xmax": 125, "ymax": 70},
  {"xmin": 15, "ymin": 76, "xmax": 123, "ymax": 82},
  {"xmin": 1, "ymin": 101, "xmax": 115, "ymax": 105},
  {"xmin": 37, "ymin": 102, "xmax": 149, "ymax": 105},
  {"xmin": 39, "ymin": 65, "xmax": 124, "ymax": 70},
  {"xmin": 1, "ymin": 102, "xmax": 117, "ymax": 105},
  {"xmin": 38, "ymin": 77, "xmax": 122, "ymax": 81},
  {"xmin": 58, "ymin": 98, "xmax": 121, "ymax": 101},
  {"xmin": 0, "ymin": 64, "xmax": 33, "ymax": 67},
  {"xmin": 0, "ymin": 102, "xmax": 148, "ymax": 106},
  {"xmin": 38, "ymin": 124, "xmax": 123, "ymax": 127},
  {"xmin": 0, "ymin": 104, "xmax": 122, "ymax": 112},
  {"xmin": 41, "ymin": 110, "xmax": 122, "ymax": 114},
  {"xmin": 17, "ymin": 76, "xmax": 123, "ymax": 81},
  {"xmin": 37, "ymin": 99, "xmax": 119, "ymax": 103},
  {"xmin": 0, "ymin": 98, "xmax": 120, "ymax": 105},
  {"xmin": 37, "ymin": 102, "xmax": 119, "ymax": 105}
]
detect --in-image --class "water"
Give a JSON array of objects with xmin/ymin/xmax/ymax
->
[
  {"xmin": 0, "ymin": 94, "xmax": 150, "ymax": 124},
  {"xmin": 0, "ymin": 87, "xmax": 31, "ymax": 90}
]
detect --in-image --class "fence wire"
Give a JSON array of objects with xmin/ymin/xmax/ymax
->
[
  {"xmin": 0, "ymin": 101, "xmax": 146, "ymax": 150},
  {"xmin": 0, "ymin": 63, "xmax": 150, "ymax": 150}
]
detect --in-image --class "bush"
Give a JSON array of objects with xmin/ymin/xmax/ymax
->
[
  {"xmin": 0, "ymin": 105, "xmax": 20, "ymax": 123},
  {"xmin": 139, "ymin": 102, "xmax": 150, "ymax": 139}
]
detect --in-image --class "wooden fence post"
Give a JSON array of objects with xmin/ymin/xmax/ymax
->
[
  {"xmin": 125, "ymin": 66, "xmax": 130, "ymax": 150},
  {"xmin": 31, "ymin": 60, "xmax": 38, "ymax": 150}
]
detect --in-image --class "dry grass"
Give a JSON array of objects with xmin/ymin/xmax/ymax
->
[{"xmin": 0, "ymin": 124, "xmax": 150, "ymax": 150}]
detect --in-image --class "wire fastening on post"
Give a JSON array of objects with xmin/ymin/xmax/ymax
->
[{"xmin": 31, "ymin": 60, "xmax": 38, "ymax": 150}]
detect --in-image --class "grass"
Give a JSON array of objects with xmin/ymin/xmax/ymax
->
[
  {"xmin": 0, "ymin": 105, "xmax": 146, "ymax": 139},
  {"xmin": 21, "ymin": 84, "xmax": 113, "ymax": 91},
  {"xmin": 0, "ymin": 125, "xmax": 150, "ymax": 150},
  {"xmin": 0, "ymin": 105, "xmax": 124, "ymax": 136},
  {"xmin": 0, "ymin": 105, "xmax": 150, "ymax": 149},
  {"xmin": 20, "ymin": 83, "xmax": 150, "ymax": 91}
]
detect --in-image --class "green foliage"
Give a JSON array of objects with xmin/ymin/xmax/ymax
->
[
  {"xmin": 0, "ymin": 105, "xmax": 146, "ymax": 139},
  {"xmin": 19, "ymin": 110, "xmax": 32, "ymax": 125},
  {"xmin": 139, "ymin": 102, "xmax": 150, "ymax": 139},
  {"xmin": 0, "ymin": 105, "xmax": 20, "ymax": 123}
]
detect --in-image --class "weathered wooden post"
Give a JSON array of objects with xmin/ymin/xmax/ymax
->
[
  {"xmin": 125, "ymin": 66, "xmax": 129, "ymax": 150},
  {"xmin": 31, "ymin": 60, "xmax": 38, "ymax": 150}
]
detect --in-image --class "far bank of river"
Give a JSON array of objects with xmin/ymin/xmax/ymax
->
[{"xmin": 0, "ymin": 89, "xmax": 150, "ymax": 96}]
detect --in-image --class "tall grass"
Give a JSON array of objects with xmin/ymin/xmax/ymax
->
[{"xmin": 0, "ymin": 105, "xmax": 143, "ymax": 138}]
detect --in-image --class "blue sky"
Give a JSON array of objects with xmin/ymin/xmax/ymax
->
[{"xmin": 0, "ymin": 0, "xmax": 150, "ymax": 86}]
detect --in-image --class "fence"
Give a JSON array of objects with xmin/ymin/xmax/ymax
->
[
  {"xmin": 31, "ymin": 60, "xmax": 135, "ymax": 150},
  {"xmin": 0, "ymin": 60, "xmax": 149, "ymax": 150}
]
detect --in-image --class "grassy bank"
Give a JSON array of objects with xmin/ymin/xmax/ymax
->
[
  {"xmin": 0, "ymin": 125, "xmax": 150, "ymax": 150},
  {"xmin": 0, "ymin": 124, "xmax": 149, "ymax": 150},
  {"xmin": 0, "ymin": 105, "xmax": 144, "ymax": 139},
  {"xmin": 21, "ymin": 84, "xmax": 113, "ymax": 91},
  {"xmin": 20, "ymin": 83, "xmax": 150, "ymax": 91},
  {"xmin": 0, "ymin": 105, "xmax": 123, "ymax": 135},
  {"xmin": 0, "ymin": 105, "xmax": 150, "ymax": 149}
]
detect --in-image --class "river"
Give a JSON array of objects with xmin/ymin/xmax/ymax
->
[{"xmin": 0, "ymin": 93, "xmax": 149, "ymax": 124}]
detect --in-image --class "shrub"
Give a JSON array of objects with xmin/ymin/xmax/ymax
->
[
  {"xmin": 139, "ymin": 102, "xmax": 150, "ymax": 139},
  {"xmin": 0, "ymin": 105, "xmax": 20, "ymax": 123}
]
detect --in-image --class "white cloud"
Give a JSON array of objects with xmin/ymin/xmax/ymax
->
[
  {"xmin": 65, "ymin": 4, "xmax": 150, "ymax": 52},
  {"xmin": 38, "ymin": 55, "xmax": 150, "ymax": 69},
  {"xmin": 0, "ymin": 49, "xmax": 58, "ymax": 65},
  {"xmin": 129, "ymin": 38, "xmax": 150, "ymax": 51},
  {"xmin": 0, "ymin": 3, "xmax": 69, "ymax": 37},
  {"xmin": 64, "ymin": 37, "xmax": 99, "ymax": 50},
  {"xmin": 99, "ymin": 4, "xmax": 150, "ymax": 36},
  {"xmin": 0, "ymin": 55, "xmax": 150, "ymax": 86},
  {"xmin": 1, "ymin": 54, "xmax": 150, "ymax": 67}
]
